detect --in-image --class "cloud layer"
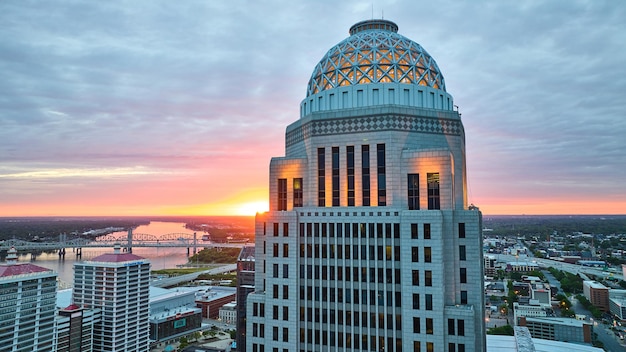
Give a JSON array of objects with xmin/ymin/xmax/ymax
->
[{"xmin": 1, "ymin": 1, "xmax": 624, "ymax": 215}]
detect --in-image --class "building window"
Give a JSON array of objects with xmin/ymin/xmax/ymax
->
[
  {"xmin": 460, "ymin": 268, "xmax": 467, "ymax": 283},
  {"xmin": 273, "ymin": 223, "xmax": 279, "ymax": 236},
  {"xmin": 283, "ymin": 307, "xmax": 289, "ymax": 321},
  {"xmin": 411, "ymin": 247, "xmax": 419, "ymax": 262},
  {"xmin": 427, "ymin": 342, "xmax": 434, "ymax": 352},
  {"xmin": 412, "ymin": 270, "xmax": 420, "ymax": 286},
  {"xmin": 423, "ymin": 223, "xmax": 431, "ymax": 239},
  {"xmin": 293, "ymin": 178, "xmax": 303, "ymax": 207},
  {"xmin": 414, "ymin": 342, "xmax": 421, "ymax": 352},
  {"xmin": 273, "ymin": 243, "xmax": 279, "ymax": 257},
  {"xmin": 278, "ymin": 178, "xmax": 287, "ymax": 211},
  {"xmin": 426, "ymin": 294, "xmax": 433, "ymax": 310},
  {"xmin": 273, "ymin": 264, "xmax": 278, "ymax": 278},
  {"xmin": 413, "ymin": 294, "xmax": 420, "ymax": 309},
  {"xmin": 458, "ymin": 320, "xmax": 465, "ymax": 336},
  {"xmin": 362, "ymin": 145, "xmax": 370, "ymax": 206},
  {"xmin": 424, "ymin": 247, "xmax": 432, "ymax": 263},
  {"xmin": 411, "ymin": 223, "xmax": 418, "ymax": 239},
  {"xmin": 427, "ymin": 173, "xmax": 440, "ymax": 209},
  {"xmin": 377, "ymin": 144, "xmax": 386, "ymax": 206},
  {"xmin": 318, "ymin": 148, "xmax": 326, "ymax": 206},
  {"xmin": 283, "ymin": 264, "xmax": 289, "ymax": 278},
  {"xmin": 332, "ymin": 147, "xmax": 340, "ymax": 206},
  {"xmin": 283, "ymin": 285, "xmax": 289, "ymax": 300},
  {"xmin": 273, "ymin": 326, "xmax": 278, "ymax": 341},
  {"xmin": 461, "ymin": 291, "xmax": 467, "ymax": 304},
  {"xmin": 408, "ymin": 173, "xmax": 420, "ymax": 210},
  {"xmin": 459, "ymin": 245, "xmax": 466, "ymax": 261},
  {"xmin": 426, "ymin": 318, "xmax": 433, "ymax": 334},
  {"xmin": 458, "ymin": 344, "xmax": 465, "ymax": 352},
  {"xmin": 347, "ymin": 146, "xmax": 355, "ymax": 206},
  {"xmin": 273, "ymin": 285, "xmax": 279, "ymax": 299},
  {"xmin": 449, "ymin": 343, "xmax": 456, "ymax": 352},
  {"xmin": 458, "ymin": 223, "xmax": 465, "ymax": 238},
  {"xmin": 283, "ymin": 244, "xmax": 289, "ymax": 258},
  {"xmin": 448, "ymin": 319, "xmax": 455, "ymax": 335},
  {"xmin": 413, "ymin": 317, "xmax": 421, "ymax": 333},
  {"xmin": 425, "ymin": 270, "xmax": 432, "ymax": 286}
]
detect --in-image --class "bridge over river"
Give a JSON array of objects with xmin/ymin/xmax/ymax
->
[{"xmin": 0, "ymin": 229, "xmax": 250, "ymax": 258}]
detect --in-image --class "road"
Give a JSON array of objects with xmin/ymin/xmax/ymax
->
[{"xmin": 150, "ymin": 264, "xmax": 237, "ymax": 288}]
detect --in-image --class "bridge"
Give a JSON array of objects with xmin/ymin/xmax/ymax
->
[{"xmin": 0, "ymin": 230, "xmax": 251, "ymax": 258}]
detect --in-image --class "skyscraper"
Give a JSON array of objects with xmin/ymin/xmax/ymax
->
[
  {"xmin": 0, "ymin": 247, "xmax": 58, "ymax": 352},
  {"xmin": 246, "ymin": 19, "xmax": 485, "ymax": 352},
  {"xmin": 72, "ymin": 245, "xmax": 151, "ymax": 352},
  {"xmin": 236, "ymin": 246, "xmax": 256, "ymax": 351}
]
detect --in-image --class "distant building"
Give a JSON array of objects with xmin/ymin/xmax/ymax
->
[
  {"xmin": 486, "ymin": 326, "xmax": 602, "ymax": 352},
  {"xmin": 583, "ymin": 281, "xmax": 609, "ymax": 312},
  {"xmin": 506, "ymin": 261, "xmax": 539, "ymax": 272},
  {"xmin": 72, "ymin": 244, "xmax": 151, "ymax": 352},
  {"xmin": 219, "ymin": 302, "xmax": 237, "ymax": 325},
  {"xmin": 514, "ymin": 302, "xmax": 549, "ymax": 323},
  {"xmin": 192, "ymin": 286, "xmax": 237, "ymax": 319},
  {"xmin": 608, "ymin": 289, "xmax": 626, "ymax": 321},
  {"xmin": 236, "ymin": 246, "xmax": 255, "ymax": 352},
  {"xmin": 484, "ymin": 255, "xmax": 496, "ymax": 277},
  {"xmin": 56, "ymin": 304, "xmax": 101, "ymax": 352},
  {"xmin": 517, "ymin": 316, "xmax": 593, "ymax": 344},
  {"xmin": 149, "ymin": 287, "xmax": 203, "ymax": 347},
  {"xmin": 0, "ymin": 247, "xmax": 58, "ymax": 352}
]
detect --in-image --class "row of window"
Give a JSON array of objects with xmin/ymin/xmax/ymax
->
[
  {"xmin": 299, "ymin": 286, "xmax": 402, "ymax": 307},
  {"xmin": 264, "ymin": 221, "xmax": 467, "ymax": 240},
  {"xmin": 299, "ymin": 244, "xmax": 400, "ymax": 262},
  {"xmin": 299, "ymin": 265, "xmax": 402, "ymax": 285}
]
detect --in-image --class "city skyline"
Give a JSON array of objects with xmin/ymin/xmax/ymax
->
[{"xmin": 1, "ymin": 1, "xmax": 625, "ymax": 217}]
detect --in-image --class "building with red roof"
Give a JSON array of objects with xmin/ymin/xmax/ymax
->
[
  {"xmin": 72, "ymin": 244, "xmax": 150, "ymax": 352},
  {"xmin": 0, "ymin": 247, "xmax": 58, "ymax": 351}
]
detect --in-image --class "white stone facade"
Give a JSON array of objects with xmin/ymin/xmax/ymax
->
[{"xmin": 247, "ymin": 19, "xmax": 485, "ymax": 352}]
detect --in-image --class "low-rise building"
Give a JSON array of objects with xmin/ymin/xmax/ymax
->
[
  {"xmin": 583, "ymin": 281, "xmax": 609, "ymax": 312},
  {"xmin": 484, "ymin": 255, "xmax": 496, "ymax": 277},
  {"xmin": 609, "ymin": 289, "xmax": 626, "ymax": 320},
  {"xmin": 507, "ymin": 261, "xmax": 539, "ymax": 273},
  {"xmin": 514, "ymin": 302, "xmax": 549, "ymax": 323},
  {"xmin": 517, "ymin": 316, "xmax": 593, "ymax": 344},
  {"xmin": 149, "ymin": 287, "xmax": 203, "ymax": 347},
  {"xmin": 219, "ymin": 302, "xmax": 237, "ymax": 325},
  {"xmin": 56, "ymin": 304, "xmax": 101, "ymax": 352}
]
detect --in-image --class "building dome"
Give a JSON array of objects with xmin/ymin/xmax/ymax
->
[
  {"xmin": 306, "ymin": 19, "xmax": 446, "ymax": 97},
  {"xmin": 300, "ymin": 19, "xmax": 453, "ymax": 117}
]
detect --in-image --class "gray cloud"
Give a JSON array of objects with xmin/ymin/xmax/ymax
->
[{"xmin": 1, "ymin": 0, "xmax": 624, "ymax": 213}]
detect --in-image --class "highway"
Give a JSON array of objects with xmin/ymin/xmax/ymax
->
[
  {"xmin": 150, "ymin": 264, "xmax": 237, "ymax": 288},
  {"xmin": 494, "ymin": 254, "xmax": 622, "ymax": 280}
]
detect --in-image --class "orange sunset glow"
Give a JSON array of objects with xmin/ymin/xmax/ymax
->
[{"xmin": 1, "ymin": 2, "xmax": 624, "ymax": 217}]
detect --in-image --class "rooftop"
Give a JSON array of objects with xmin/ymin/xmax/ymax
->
[
  {"xmin": 89, "ymin": 252, "xmax": 146, "ymax": 263},
  {"xmin": 0, "ymin": 262, "xmax": 54, "ymax": 278},
  {"xmin": 583, "ymin": 280, "xmax": 608, "ymax": 290}
]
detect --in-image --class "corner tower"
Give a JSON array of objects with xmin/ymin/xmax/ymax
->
[{"xmin": 247, "ymin": 19, "xmax": 485, "ymax": 352}]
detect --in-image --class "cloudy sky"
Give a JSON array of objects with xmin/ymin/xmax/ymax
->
[{"xmin": 1, "ymin": 0, "xmax": 625, "ymax": 216}]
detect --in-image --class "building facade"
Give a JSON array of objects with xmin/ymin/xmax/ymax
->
[
  {"xmin": 236, "ymin": 246, "xmax": 256, "ymax": 351},
  {"xmin": 0, "ymin": 247, "xmax": 58, "ymax": 352},
  {"xmin": 583, "ymin": 281, "xmax": 609, "ymax": 312},
  {"xmin": 149, "ymin": 287, "xmax": 203, "ymax": 347},
  {"xmin": 72, "ymin": 245, "xmax": 151, "ymax": 352},
  {"xmin": 246, "ymin": 19, "xmax": 485, "ymax": 352},
  {"xmin": 517, "ymin": 316, "xmax": 593, "ymax": 344},
  {"xmin": 56, "ymin": 304, "xmax": 101, "ymax": 352}
]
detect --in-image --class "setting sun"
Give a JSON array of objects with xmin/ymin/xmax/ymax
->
[{"xmin": 236, "ymin": 201, "xmax": 269, "ymax": 216}]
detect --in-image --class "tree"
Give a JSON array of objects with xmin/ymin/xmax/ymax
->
[
  {"xmin": 487, "ymin": 325, "xmax": 514, "ymax": 336},
  {"xmin": 178, "ymin": 337, "xmax": 189, "ymax": 350}
]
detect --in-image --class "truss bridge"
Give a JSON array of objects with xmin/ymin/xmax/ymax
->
[{"xmin": 0, "ymin": 229, "xmax": 250, "ymax": 259}]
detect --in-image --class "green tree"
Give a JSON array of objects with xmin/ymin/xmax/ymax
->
[{"xmin": 487, "ymin": 325, "xmax": 514, "ymax": 336}]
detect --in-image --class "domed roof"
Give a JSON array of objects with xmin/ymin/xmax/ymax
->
[{"xmin": 306, "ymin": 19, "xmax": 446, "ymax": 97}]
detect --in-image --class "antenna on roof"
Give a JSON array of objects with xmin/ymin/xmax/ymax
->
[
  {"xmin": 382, "ymin": 9, "xmax": 384, "ymax": 19},
  {"xmin": 372, "ymin": 3, "xmax": 374, "ymax": 19}
]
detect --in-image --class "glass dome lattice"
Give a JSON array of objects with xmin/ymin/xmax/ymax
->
[{"xmin": 306, "ymin": 20, "xmax": 446, "ymax": 97}]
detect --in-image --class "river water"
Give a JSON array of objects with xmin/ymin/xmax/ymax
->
[{"xmin": 16, "ymin": 221, "xmax": 196, "ymax": 286}]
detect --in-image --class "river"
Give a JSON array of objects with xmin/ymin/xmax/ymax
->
[{"xmin": 15, "ymin": 221, "xmax": 197, "ymax": 287}]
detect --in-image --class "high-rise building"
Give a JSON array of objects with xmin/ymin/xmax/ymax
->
[
  {"xmin": 236, "ymin": 245, "xmax": 256, "ymax": 352},
  {"xmin": 246, "ymin": 19, "xmax": 485, "ymax": 352},
  {"xmin": 0, "ymin": 247, "xmax": 58, "ymax": 352},
  {"xmin": 72, "ymin": 245, "xmax": 151, "ymax": 352}
]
